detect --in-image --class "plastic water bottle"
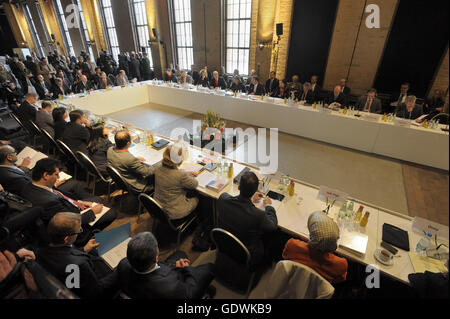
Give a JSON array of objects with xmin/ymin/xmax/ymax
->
[{"xmin": 416, "ymin": 233, "xmax": 433, "ymax": 256}]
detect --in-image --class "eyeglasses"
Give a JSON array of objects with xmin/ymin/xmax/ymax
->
[{"xmin": 67, "ymin": 227, "xmax": 83, "ymax": 236}]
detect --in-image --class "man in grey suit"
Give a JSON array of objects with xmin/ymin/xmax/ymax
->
[
  {"xmin": 115, "ymin": 70, "xmax": 129, "ymax": 86},
  {"xmin": 107, "ymin": 130, "xmax": 155, "ymax": 193},
  {"xmin": 355, "ymin": 88, "xmax": 382, "ymax": 114},
  {"xmin": 35, "ymin": 101, "xmax": 55, "ymax": 137}
]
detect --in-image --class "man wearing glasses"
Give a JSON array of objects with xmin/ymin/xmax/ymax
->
[{"xmin": 36, "ymin": 213, "xmax": 116, "ymax": 299}]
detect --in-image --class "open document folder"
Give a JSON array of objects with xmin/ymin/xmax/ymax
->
[{"xmin": 95, "ymin": 223, "xmax": 132, "ymax": 269}]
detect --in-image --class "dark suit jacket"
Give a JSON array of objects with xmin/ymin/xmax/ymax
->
[
  {"xmin": 229, "ymin": 82, "xmax": 247, "ymax": 93},
  {"xmin": 36, "ymin": 110, "xmax": 55, "ymax": 137},
  {"xmin": 355, "ymin": 96, "xmax": 382, "ymax": 114},
  {"xmin": 273, "ymin": 87, "xmax": 289, "ymax": 99},
  {"xmin": 20, "ymin": 182, "xmax": 95, "ymax": 225},
  {"xmin": 190, "ymin": 70, "xmax": 200, "ymax": 85},
  {"xmin": 54, "ymin": 120, "xmax": 68, "ymax": 141},
  {"xmin": 297, "ymin": 89, "xmax": 315, "ymax": 104},
  {"xmin": 88, "ymin": 137, "xmax": 114, "ymax": 176},
  {"xmin": 61, "ymin": 122, "xmax": 90, "ymax": 155},
  {"xmin": 341, "ymin": 86, "xmax": 351, "ymax": 97},
  {"xmin": 325, "ymin": 92, "xmax": 346, "ymax": 107},
  {"xmin": 36, "ymin": 245, "xmax": 113, "ymax": 299},
  {"xmin": 17, "ymin": 101, "xmax": 37, "ymax": 127},
  {"xmin": 265, "ymin": 78, "xmax": 280, "ymax": 96},
  {"xmin": 34, "ymin": 80, "xmax": 52, "ymax": 100},
  {"xmin": 96, "ymin": 78, "xmax": 113, "ymax": 90},
  {"xmin": 248, "ymin": 83, "xmax": 266, "ymax": 96},
  {"xmin": 198, "ymin": 77, "xmax": 210, "ymax": 88},
  {"xmin": 52, "ymin": 84, "xmax": 71, "ymax": 98},
  {"xmin": 0, "ymin": 165, "xmax": 31, "ymax": 195},
  {"xmin": 395, "ymin": 103, "xmax": 423, "ymax": 120},
  {"xmin": 209, "ymin": 77, "xmax": 227, "ymax": 90},
  {"xmin": 129, "ymin": 59, "xmax": 141, "ymax": 81},
  {"xmin": 74, "ymin": 81, "xmax": 93, "ymax": 94},
  {"xmin": 217, "ymin": 193, "xmax": 278, "ymax": 266},
  {"xmin": 113, "ymin": 258, "xmax": 206, "ymax": 299},
  {"xmin": 163, "ymin": 73, "xmax": 177, "ymax": 83}
]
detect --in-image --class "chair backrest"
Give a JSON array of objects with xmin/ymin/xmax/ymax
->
[
  {"xmin": 76, "ymin": 151, "xmax": 109, "ymax": 181},
  {"xmin": 106, "ymin": 165, "xmax": 133, "ymax": 193},
  {"xmin": 28, "ymin": 119, "xmax": 42, "ymax": 136},
  {"xmin": 10, "ymin": 112, "xmax": 30, "ymax": 134},
  {"xmin": 41, "ymin": 128, "xmax": 62, "ymax": 153},
  {"xmin": 431, "ymin": 113, "xmax": 449, "ymax": 125},
  {"xmin": 56, "ymin": 139, "xmax": 82, "ymax": 166},
  {"xmin": 210, "ymin": 228, "xmax": 251, "ymax": 267},
  {"xmin": 138, "ymin": 193, "xmax": 176, "ymax": 230},
  {"xmin": 264, "ymin": 260, "xmax": 335, "ymax": 299}
]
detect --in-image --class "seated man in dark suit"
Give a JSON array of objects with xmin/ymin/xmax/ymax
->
[
  {"xmin": 36, "ymin": 213, "xmax": 116, "ymax": 299},
  {"xmin": 74, "ymin": 75, "xmax": 94, "ymax": 94},
  {"xmin": 35, "ymin": 101, "xmax": 55, "ymax": 137},
  {"xmin": 111, "ymin": 232, "xmax": 215, "ymax": 299},
  {"xmin": 296, "ymin": 82, "xmax": 315, "ymax": 104},
  {"xmin": 424, "ymin": 89, "xmax": 445, "ymax": 114},
  {"xmin": 265, "ymin": 71, "xmax": 280, "ymax": 97},
  {"xmin": 395, "ymin": 95, "xmax": 424, "ymax": 120},
  {"xmin": 0, "ymin": 145, "xmax": 91, "ymax": 198},
  {"xmin": 52, "ymin": 77, "xmax": 71, "ymax": 98},
  {"xmin": 17, "ymin": 93, "xmax": 39, "ymax": 130},
  {"xmin": 217, "ymin": 171, "xmax": 278, "ymax": 268},
  {"xmin": 20, "ymin": 158, "xmax": 116, "ymax": 243},
  {"xmin": 248, "ymin": 77, "xmax": 266, "ymax": 96},
  {"xmin": 34, "ymin": 74, "xmax": 53, "ymax": 100},
  {"xmin": 61, "ymin": 110, "xmax": 91, "ymax": 155},
  {"xmin": 229, "ymin": 76, "xmax": 246, "ymax": 93},
  {"xmin": 189, "ymin": 65, "xmax": 200, "ymax": 85},
  {"xmin": 355, "ymin": 88, "xmax": 382, "ymax": 114},
  {"xmin": 209, "ymin": 71, "xmax": 227, "ymax": 90},
  {"xmin": 339, "ymin": 78, "xmax": 351, "ymax": 99},
  {"xmin": 107, "ymin": 130, "xmax": 155, "ymax": 194},
  {"xmin": 325, "ymin": 85, "xmax": 346, "ymax": 109}
]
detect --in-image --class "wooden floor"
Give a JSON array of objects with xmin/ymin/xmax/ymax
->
[{"xmin": 402, "ymin": 164, "xmax": 449, "ymax": 226}]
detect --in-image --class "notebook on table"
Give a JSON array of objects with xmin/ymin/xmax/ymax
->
[{"xmin": 16, "ymin": 146, "xmax": 48, "ymax": 169}]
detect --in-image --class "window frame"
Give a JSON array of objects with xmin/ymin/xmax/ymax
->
[
  {"xmin": 170, "ymin": 0, "xmax": 194, "ymax": 71},
  {"xmin": 129, "ymin": 0, "xmax": 153, "ymax": 68},
  {"xmin": 224, "ymin": 0, "xmax": 252, "ymax": 75},
  {"xmin": 98, "ymin": 0, "xmax": 121, "ymax": 61},
  {"xmin": 75, "ymin": 0, "xmax": 95, "ymax": 60},
  {"xmin": 22, "ymin": 3, "xmax": 45, "ymax": 58},
  {"xmin": 53, "ymin": 0, "xmax": 76, "ymax": 57}
]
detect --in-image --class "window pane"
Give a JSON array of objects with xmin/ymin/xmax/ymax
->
[{"xmin": 172, "ymin": 0, "xmax": 193, "ymax": 70}]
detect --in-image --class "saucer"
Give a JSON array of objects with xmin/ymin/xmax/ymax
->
[{"xmin": 374, "ymin": 249, "xmax": 394, "ymax": 266}]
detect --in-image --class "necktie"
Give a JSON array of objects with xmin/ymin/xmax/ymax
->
[
  {"xmin": 216, "ymin": 79, "xmax": 218, "ymax": 87},
  {"xmin": 365, "ymin": 99, "xmax": 372, "ymax": 112},
  {"xmin": 270, "ymin": 79, "xmax": 274, "ymax": 91},
  {"xmin": 52, "ymin": 189, "xmax": 84, "ymax": 210}
]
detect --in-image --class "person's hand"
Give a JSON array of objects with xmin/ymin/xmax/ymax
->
[
  {"xmin": 0, "ymin": 184, "xmax": 4, "ymax": 192},
  {"xmin": 324, "ymin": 104, "xmax": 329, "ymax": 108},
  {"xmin": 415, "ymin": 118, "xmax": 422, "ymax": 124},
  {"xmin": 263, "ymin": 197, "xmax": 272, "ymax": 206},
  {"xmin": 83, "ymin": 239, "xmax": 100, "ymax": 252},
  {"xmin": 16, "ymin": 248, "xmax": 35, "ymax": 260},
  {"xmin": 91, "ymin": 204, "xmax": 104, "ymax": 214},
  {"xmin": 0, "ymin": 140, "xmax": 10, "ymax": 145},
  {"xmin": 0, "ymin": 251, "xmax": 17, "ymax": 282},
  {"xmin": 335, "ymin": 103, "xmax": 341, "ymax": 107},
  {"xmin": 78, "ymin": 201, "xmax": 94, "ymax": 209},
  {"xmin": 55, "ymin": 179, "xmax": 67, "ymax": 187},
  {"xmin": 251, "ymin": 192, "xmax": 264, "ymax": 203},
  {"xmin": 175, "ymin": 259, "xmax": 190, "ymax": 268},
  {"xmin": 137, "ymin": 156, "xmax": 146, "ymax": 163},
  {"xmin": 188, "ymin": 171, "xmax": 199, "ymax": 177},
  {"xmin": 19, "ymin": 157, "xmax": 31, "ymax": 168}
]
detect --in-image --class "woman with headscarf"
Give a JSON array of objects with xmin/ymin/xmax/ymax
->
[{"xmin": 282, "ymin": 211, "xmax": 348, "ymax": 283}]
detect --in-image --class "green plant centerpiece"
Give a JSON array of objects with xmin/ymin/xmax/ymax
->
[{"xmin": 201, "ymin": 110, "xmax": 226, "ymax": 140}]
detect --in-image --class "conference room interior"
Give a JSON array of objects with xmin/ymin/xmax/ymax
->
[{"xmin": 0, "ymin": 0, "xmax": 448, "ymax": 301}]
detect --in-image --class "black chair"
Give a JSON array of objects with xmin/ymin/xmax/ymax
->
[
  {"xmin": 56, "ymin": 139, "xmax": 83, "ymax": 179},
  {"xmin": 431, "ymin": 113, "xmax": 449, "ymax": 125},
  {"xmin": 27, "ymin": 120, "xmax": 45, "ymax": 149},
  {"xmin": 10, "ymin": 113, "xmax": 33, "ymax": 144},
  {"xmin": 106, "ymin": 165, "xmax": 142, "ymax": 216},
  {"xmin": 138, "ymin": 193, "xmax": 197, "ymax": 249},
  {"xmin": 40, "ymin": 128, "xmax": 63, "ymax": 157},
  {"xmin": 210, "ymin": 228, "xmax": 257, "ymax": 298},
  {"xmin": 77, "ymin": 151, "xmax": 114, "ymax": 201}
]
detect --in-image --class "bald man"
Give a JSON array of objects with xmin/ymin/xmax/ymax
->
[
  {"xmin": 107, "ymin": 130, "xmax": 155, "ymax": 193},
  {"xmin": 325, "ymin": 85, "xmax": 346, "ymax": 109},
  {"xmin": 74, "ymin": 74, "xmax": 93, "ymax": 93},
  {"xmin": 36, "ymin": 213, "xmax": 117, "ymax": 299}
]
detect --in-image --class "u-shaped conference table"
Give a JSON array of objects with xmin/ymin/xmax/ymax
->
[{"xmin": 53, "ymin": 81, "xmax": 449, "ymax": 285}]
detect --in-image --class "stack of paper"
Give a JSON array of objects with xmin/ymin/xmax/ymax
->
[
  {"xmin": 197, "ymin": 171, "xmax": 216, "ymax": 188},
  {"xmin": 16, "ymin": 146, "xmax": 48, "ymax": 169},
  {"xmin": 81, "ymin": 204, "xmax": 111, "ymax": 226},
  {"xmin": 95, "ymin": 223, "xmax": 131, "ymax": 269},
  {"xmin": 180, "ymin": 162, "xmax": 203, "ymax": 174},
  {"xmin": 339, "ymin": 231, "xmax": 369, "ymax": 256},
  {"xmin": 408, "ymin": 252, "xmax": 448, "ymax": 274}
]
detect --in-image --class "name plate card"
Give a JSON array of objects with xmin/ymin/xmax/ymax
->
[
  {"xmin": 362, "ymin": 113, "xmax": 380, "ymax": 122},
  {"xmin": 319, "ymin": 107, "xmax": 332, "ymax": 114},
  {"xmin": 394, "ymin": 118, "xmax": 411, "ymax": 127},
  {"xmin": 317, "ymin": 185, "xmax": 348, "ymax": 204}
]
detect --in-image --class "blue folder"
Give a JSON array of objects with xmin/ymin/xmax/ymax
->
[{"xmin": 95, "ymin": 223, "xmax": 131, "ymax": 256}]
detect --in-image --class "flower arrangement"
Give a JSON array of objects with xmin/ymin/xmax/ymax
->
[{"xmin": 201, "ymin": 110, "xmax": 226, "ymax": 140}]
